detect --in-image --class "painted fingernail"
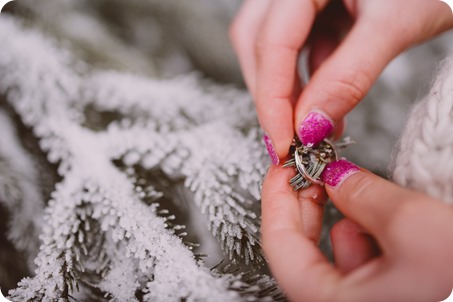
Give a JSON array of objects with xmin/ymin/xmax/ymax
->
[
  {"xmin": 263, "ymin": 134, "xmax": 279, "ymax": 165},
  {"xmin": 321, "ymin": 160, "xmax": 360, "ymax": 188},
  {"xmin": 298, "ymin": 111, "xmax": 333, "ymax": 146}
]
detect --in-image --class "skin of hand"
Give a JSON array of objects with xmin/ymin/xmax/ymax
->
[
  {"xmin": 230, "ymin": 0, "xmax": 453, "ymax": 162},
  {"xmin": 261, "ymin": 162, "xmax": 453, "ymax": 302}
]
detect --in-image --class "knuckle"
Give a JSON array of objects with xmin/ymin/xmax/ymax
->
[
  {"xmin": 324, "ymin": 69, "xmax": 373, "ymax": 110},
  {"xmin": 386, "ymin": 24, "xmax": 417, "ymax": 51},
  {"xmin": 254, "ymin": 36, "xmax": 267, "ymax": 60},
  {"xmin": 254, "ymin": 41, "xmax": 299, "ymax": 89},
  {"xmin": 254, "ymin": 34, "xmax": 294, "ymax": 61},
  {"xmin": 340, "ymin": 174, "xmax": 374, "ymax": 209},
  {"xmin": 229, "ymin": 14, "xmax": 255, "ymax": 49}
]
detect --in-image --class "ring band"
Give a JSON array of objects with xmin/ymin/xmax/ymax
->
[{"xmin": 283, "ymin": 138, "xmax": 351, "ymax": 191}]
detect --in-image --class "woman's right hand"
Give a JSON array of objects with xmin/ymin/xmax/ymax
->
[
  {"xmin": 261, "ymin": 161, "xmax": 453, "ymax": 302},
  {"xmin": 230, "ymin": 0, "xmax": 453, "ymax": 164}
]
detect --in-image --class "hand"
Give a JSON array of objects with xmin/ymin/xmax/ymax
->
[
  {"xmin": 261, "ymin": 161, "xmax": 453, "ymax": 302},
  {"xmin": 230, "ymin": 0, "xmax": 453, "ymax": 163}
]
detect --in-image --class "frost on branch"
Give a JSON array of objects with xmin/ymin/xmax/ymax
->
[{"xmin": 0, "ymin": 16, "xmax": 283, "ymax": 301}]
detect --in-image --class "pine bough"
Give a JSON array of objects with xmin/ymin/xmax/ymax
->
[{"xmin": 0, "ymin": 16, "xmax": 284, "ymax": 302}]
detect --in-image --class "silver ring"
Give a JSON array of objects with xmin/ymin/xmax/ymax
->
[
  {"xmin": 295, "ymin": 147, "xmax": 325, "ymax": 186},
  {"xmin": 283, "ymin": 138, "xmax": 349, "ymax": 191}
]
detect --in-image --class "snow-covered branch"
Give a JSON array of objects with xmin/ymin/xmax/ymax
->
[{"xmin": 0, "ymin": 16, "xmax": 279, "ymax": 301}]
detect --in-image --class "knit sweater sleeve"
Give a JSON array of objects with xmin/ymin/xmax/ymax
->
[{"xmin": 392, "ymin": 56, "xmax": 453, "ymax": 204}]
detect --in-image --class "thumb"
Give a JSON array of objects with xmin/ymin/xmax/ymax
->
[
  {"xmin": 321, "ymin": 160, "xmax": 420, "ymax": 244},
  {"xmin": 322, "ymin": 160, "xmax": 453, "ymax": 302}
]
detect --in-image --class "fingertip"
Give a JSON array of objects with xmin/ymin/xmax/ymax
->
[
  {"xmin": 256, "ymin": 97, "xmax": 294, "ymax": 162},
  {"xmin": 263, "ymin": 134, "xmax": 280, "ymax": 165},
  {"xmin": 260, "ymin": 108, "xmax": 294, "ymax": 164},
  {"xmin": 273, "ymin": 131, "xmax": 294, "ymax": 160},
  {"xmin": 296, "ymin": 110, "xmax": 334, "ymax": 146},
  {"xmin": 321, "ymin": 159, "xmax": 361, "ymax": 189}
]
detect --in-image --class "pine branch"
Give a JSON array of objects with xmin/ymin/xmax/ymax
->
[
  {"xmin": 0, "ymin": 15, "xmax": 277, "ymax": 301},
  {"xmin": 212, "ymin": 261, "xmax": 287, "ymax": 302}
]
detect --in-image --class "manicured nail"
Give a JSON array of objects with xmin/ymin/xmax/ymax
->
[
  {"xmin": 263, "ymin": 134, "xmax": 279, "ymax": 165},
  {"xmin": 298, "ymin": 111, "xmax": 333, "ymax": 146},
  {"xmin": 321, "ymin": 160, "xmax": 360, "ymax": 188}
]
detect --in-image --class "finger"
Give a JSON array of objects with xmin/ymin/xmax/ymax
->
[
  {"xmin": 307, "ymin": 34, "xmax": 347, "ymax": 140},
  {"xmin": 261, "ymin": 165, "xmax": 302, "ymax": 236},
  {"xmin": 295, "ymin": 0, "xmax": 453, "ymax": 141},
  {"xmin": 307, "ymin": 0, "xmax": 352, "ymax": 75},
  {"xmin": 229, "ymin": 0, "xmax": 272, "ymax": 98},
  {"xmin": 323, "ymin": 160, "xmax": 453, "ymax": 301},
  {"xmin": 306, "ymin": 14, "xmax": 348, "ymax": 141},
  {"xmin": 320, "ymin": 160, "xmax": 420, "ymax": 246},
  {"xmin": 261, "ymin": 165, "xmax": 340, "ymax": 302},
  {"xmin": 261, "ymin": 165, "xmax": 327, "ymax": 241},
  {"xmin": 308, "ymin": 33, "xmax": 339, "ymax": 74},
  {"xmin": 330, "ymin": 218, "xmax": 380, "ymax": 274},
  {"xmin": 298, "ymin": 184, "xmax": 328, "ymax": 243},
  {"xmin": 255, "ymin": 0, "xmax": 329, "ymax": 159},
  {"xmin": 294, "ymin": 17, "xmax": 415, "ymax": 144}
]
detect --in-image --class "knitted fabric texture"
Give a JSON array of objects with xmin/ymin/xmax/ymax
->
[{"xmin": 392, "ymin": 55, "xmax": 453, "ymax": 203}]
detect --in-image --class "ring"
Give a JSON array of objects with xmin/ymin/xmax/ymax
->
[{"xmin": 283, "ymin": 138, "xmax": 353, "ymax": 191}]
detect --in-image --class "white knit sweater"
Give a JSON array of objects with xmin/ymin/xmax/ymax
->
[{"xmin": 393, "ymin": 56, "xmax": 453, "ymax": 203}]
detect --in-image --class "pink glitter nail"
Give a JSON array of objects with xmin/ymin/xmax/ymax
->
[
  {"xmin": 298, "ymin": 111, "xmax": 333, "ymax": 146},
  {"xmin": 263, "ymin": 134, "xmax": 279, "ymax": 165},
  {"xmin": 321, "ymin": 160, "xmax": 360, "ymax": 187}
]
